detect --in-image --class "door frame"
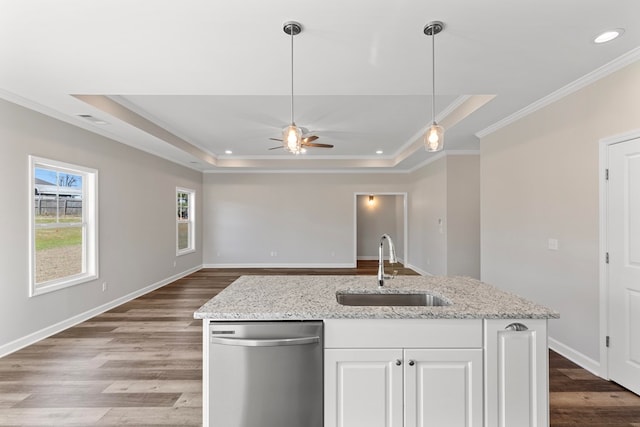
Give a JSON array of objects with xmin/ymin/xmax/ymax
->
[
  {"xmin": 599, "ymin": 128, "xmax": 640, "ymax": 379},
  {"xmin": 353, "ymin": 192, "xmax": 408, "ymax": 268}
]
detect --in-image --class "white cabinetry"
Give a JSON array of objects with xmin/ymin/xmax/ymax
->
[
  {"xmin": 405, "ymin": 349, "xmax": 483, "ymax": 427},
  {"xmin": 325, "ymin": 349, "xmax": 403, "ymax": 427},
  {"xmin": 484, "ymin": 319, "xmax": 549, "ymax": 427},
  {"xmin": 324, "ymin": 319, "xmax": 483, "ymax": 427}
]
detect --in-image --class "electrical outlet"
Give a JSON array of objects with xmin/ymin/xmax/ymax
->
[
  {"xmin": 173, "ymin": 260, "xmax": 177, "ymax": 267},
  {"xmin": 102, "ymin": 282, "xmax": 107, "ymax": 292},
  {"xmin": 548, "ymin": 238, "xmax": 559, "ymax": 251}
]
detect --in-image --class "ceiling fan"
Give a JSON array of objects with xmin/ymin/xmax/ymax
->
[{"xmin": 268, "ymin": 127, "xmax": 334, "ymax": 151}]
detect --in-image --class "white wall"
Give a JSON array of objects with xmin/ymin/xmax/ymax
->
[
  {"xmin": 0, "ymin": 99, "xmax": 203, "ymax": 353},
  {"xmin": 480, "ymin": 60, "xmax": 640, "ymax": 368},
  {"xmin": 356, "ymin": 195, "xmax": 404, "ymax": 261}
]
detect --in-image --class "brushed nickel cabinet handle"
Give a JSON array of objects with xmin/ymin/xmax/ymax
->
[{"xmin": 505, "ymin": 323, "xmax": 529, "ymax": 331}]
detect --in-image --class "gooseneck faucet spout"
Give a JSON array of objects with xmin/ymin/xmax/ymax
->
[{"xmin": 378, "ymin": 234, "xmax": 397, "ymax": 287}]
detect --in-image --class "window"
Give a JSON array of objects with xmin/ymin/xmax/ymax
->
[
  {"xmin": 177, "ymin": 187, "xmax": 195, "ymax": 255},
  {"xmin": 29, "ymin": 156, "xmax": 98, "ymax": 296}
]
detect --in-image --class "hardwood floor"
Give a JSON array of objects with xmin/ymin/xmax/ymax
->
[{"xmin": 0, "ymin": 262, "xmax": 638, "ymax": 426}]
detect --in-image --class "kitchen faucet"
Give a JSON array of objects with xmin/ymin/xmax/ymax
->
[{"xmin": 377, "ymin": 234, "xmax": 397, "ymax": 287}]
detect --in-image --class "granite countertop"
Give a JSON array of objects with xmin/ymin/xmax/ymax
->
[{"xmin": 194, "ymin": 275, "xmax": 559, "ymax": 320}]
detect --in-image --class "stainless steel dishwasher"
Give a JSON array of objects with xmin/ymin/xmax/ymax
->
[{"xmin": 208, "ymin": 321, "xmax": 323, "ymax": 427}]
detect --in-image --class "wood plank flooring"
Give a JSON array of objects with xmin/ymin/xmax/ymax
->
[{"xmin": 0, "ymin": 262, "xmax": 638, "ymax": 426}]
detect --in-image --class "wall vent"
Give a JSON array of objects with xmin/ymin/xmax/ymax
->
[{"xmin": 77, "ymin": 114, "xmax": 109, "ymax": 125}]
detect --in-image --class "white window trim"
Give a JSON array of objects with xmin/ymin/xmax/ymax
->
[
  {"xmin": 29, "ymin": 156, "xmax": 99, "ymax": 297},
  {"xmin": 176, "ymin": 187, "xmax": 196, "ymax": 256}
]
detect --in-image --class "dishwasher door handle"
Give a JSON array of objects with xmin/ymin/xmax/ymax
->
[{"xmin": 210, "ymin": 335, "xmax": 320, "ymax": 347}]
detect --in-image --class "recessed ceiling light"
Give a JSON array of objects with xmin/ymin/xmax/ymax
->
[
  {"xmin": 594, "ymin": 28, "xmax": 624, "ymax": 44},
  {"xmin": 225, "ymin": 150, "xmax": 233, "ymax": 155},
  {"xmin": 376, "ymin": 150, "xmax": 383, "ymax": 154}
]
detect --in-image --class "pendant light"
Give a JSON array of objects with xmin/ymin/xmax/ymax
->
[
  {"xmin": 423, "ymin": 21, "xmax": 445, "ymax": 152},
  {"xmin": 283, "ymin": 21, "xmax": 303, "ymax": 154}
]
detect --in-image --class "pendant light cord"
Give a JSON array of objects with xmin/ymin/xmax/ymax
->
[
  {"xmin": 431, "ymin": 28, "xmax": 436, "ymax": 125},
  {"xmin": 290, "ymin": 26, "xmax": 295, "ymax": 125}
]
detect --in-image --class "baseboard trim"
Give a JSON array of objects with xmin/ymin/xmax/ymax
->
[
  {"xmin": 548, "ymin": 337, "xmax": 603, "ymax": 378},
  {"xmin": 202, "ymin": 263, "xmax": 355, "ymax": 268},
  {"xmin": 405, "ymin": 263, "xmax": 432, "ymax": 276},
  {"xmin": 0, "ymin": 265, "xmax": 202, "ymax": 358}
]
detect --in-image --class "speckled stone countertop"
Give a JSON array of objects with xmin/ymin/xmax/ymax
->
[{"xmin": 194, "ymin": 275, "xmax": 559, "ymax": 320}]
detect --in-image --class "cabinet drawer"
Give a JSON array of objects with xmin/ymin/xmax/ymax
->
[{"xmin": 324, "ymin": 319, "xmax": 482, "ymax": 348}]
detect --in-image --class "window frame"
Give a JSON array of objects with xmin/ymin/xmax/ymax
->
[
  {"xmin": 28, "ymin": 156, "xmax": 99, "ymax": 297},
  {"xmin": 176, "ymin": 187, "xmax": 196, "ymax": 256}
]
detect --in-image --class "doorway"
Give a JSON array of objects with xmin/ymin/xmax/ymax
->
[
  {"xmin": 354, "ymin": 193, "xmax": 408, "ymax": 267},
  {"xmin": 600, "ymin": 131, "xmax": 640, "ymax": 395}
]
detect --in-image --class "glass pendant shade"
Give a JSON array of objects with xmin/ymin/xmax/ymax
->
[
  {"xmin": 423, "ymin": 21, "xmax": 445, "ymax": 153},
  {"xmin": 424, "ymin": 123, "xmax": 444, "ymax": 152},
  {"xmin": 283, "ymin": 124, "xmax": 303, "ymax": 154}
]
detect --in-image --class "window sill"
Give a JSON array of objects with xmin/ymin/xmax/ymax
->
[
  {"xmin": 30, "ymin": 273, "xmax": 98, "ymax": 297},
  {"xmin": 176, "ymin": 248, "xmax": 196, "ymax": 257}
]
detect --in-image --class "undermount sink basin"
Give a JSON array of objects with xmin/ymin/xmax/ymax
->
[{"xmin": 336, "ymin": 292, "xmax": 450, "ymax": 307}]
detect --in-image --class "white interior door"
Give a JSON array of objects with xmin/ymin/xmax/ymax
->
[{"xmin": 608, "ymin": 137, "xmax": 640, "ymax": 395}]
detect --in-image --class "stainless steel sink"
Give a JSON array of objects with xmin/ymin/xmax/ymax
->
[{"xmin": 336, "ymin": 292, "xmax": 450, "ymax": 307}]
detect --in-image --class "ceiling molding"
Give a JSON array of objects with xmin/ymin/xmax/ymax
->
[
  {"xmin": 406, "ymin": 150, "xmax": 480, "ymax": 174},
  {"xmin": 203, "ymin": 168, "xmax": 411, "ymax": 174},
  {"xmin": 204, "ymin": 149, "xmax": 480, "ymax": 174},
  {"xmin": 476, "ymin": 47, "xmax": 640, "ymax": 139},
  {"xmin": 73, "ymin": 95, "xmax": 219, "ymax": 166}
]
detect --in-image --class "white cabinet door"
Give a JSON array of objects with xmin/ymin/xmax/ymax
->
[
  {"xmin": 325, "ymin": 348, "xmax": 403, "ymax": 427},
  {"xmin": 484, "ymin": 319, "xmax": 548, "ymax": 427},
  {"xmin": 404, "ymin": 349, "xmax": 483, "ymax": 427}
]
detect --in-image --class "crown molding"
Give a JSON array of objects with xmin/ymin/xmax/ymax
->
[{"xmin": 476, "ymin": 47, "xmax": 640, "ymax": 139}]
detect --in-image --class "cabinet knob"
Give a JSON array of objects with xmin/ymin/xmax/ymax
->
[
  {"xmin": 395, "ymin": 359, "xmax": 402, "ymax": 366},
  {"xmin": 505, "ymin": 322, "xmax": 529, "ymax": 331},
  {"xmin": 408, "ymin": 360, "xmax": 415, "ymax": 366}
]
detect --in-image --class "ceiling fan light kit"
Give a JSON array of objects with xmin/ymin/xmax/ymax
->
[
  {"xmin": 423, "ymin": 20, "xmax": 445, "ymax": 152},
  {"xmin": 283, "ymin": 123, "xmax": 303, "ymax": 153}
]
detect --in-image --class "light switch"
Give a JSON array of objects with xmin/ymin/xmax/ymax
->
[{"xmin": 548, "ymin": 238, "xmax": 559, "ymax": 251}]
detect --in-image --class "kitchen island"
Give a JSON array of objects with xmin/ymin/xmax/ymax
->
[{"xmin": 195, "ymin": 275, "xmax": 559, "ymax": 427}]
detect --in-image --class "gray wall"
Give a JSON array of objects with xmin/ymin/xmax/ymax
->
[
  {"xmin": 202, "ymin": 156, "xmax": 480, "ymax": 277},
  {"xmin": 202, "ymin": 173, "xmax": 409, "ymax": 267},
  {"xmin": 447, "ymin": 156, "xmax": 481, "ymax": 277},
  {"xmin": 407, "ymin": 155, "xmax": 480, "ymax": 278},
  {"xmin": 408, "ymin": 157, "xmax": 448, "ymax": 275},
  {"xmin": 0, "ymin": 99, "xmax": 202, "ymax": 353},
  {"xmin": 480, "ymin": 59, "xmax": 640, "ymax": 370},
  {"xmin": 356, "ymin": 194, "xmax": 404, "ymax": 261}
]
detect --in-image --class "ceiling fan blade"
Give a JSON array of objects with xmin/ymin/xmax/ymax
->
[
  {"xmin": 302, "ymin": 135, "xmax": 319, "ymax": 143},
  {"xmin": 268, "ymin": 146, "xmax": 284, "ymax": 150},
  {"xmin": 303, "ymin": 142, "xmax": 334, "ymax": 148}
]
